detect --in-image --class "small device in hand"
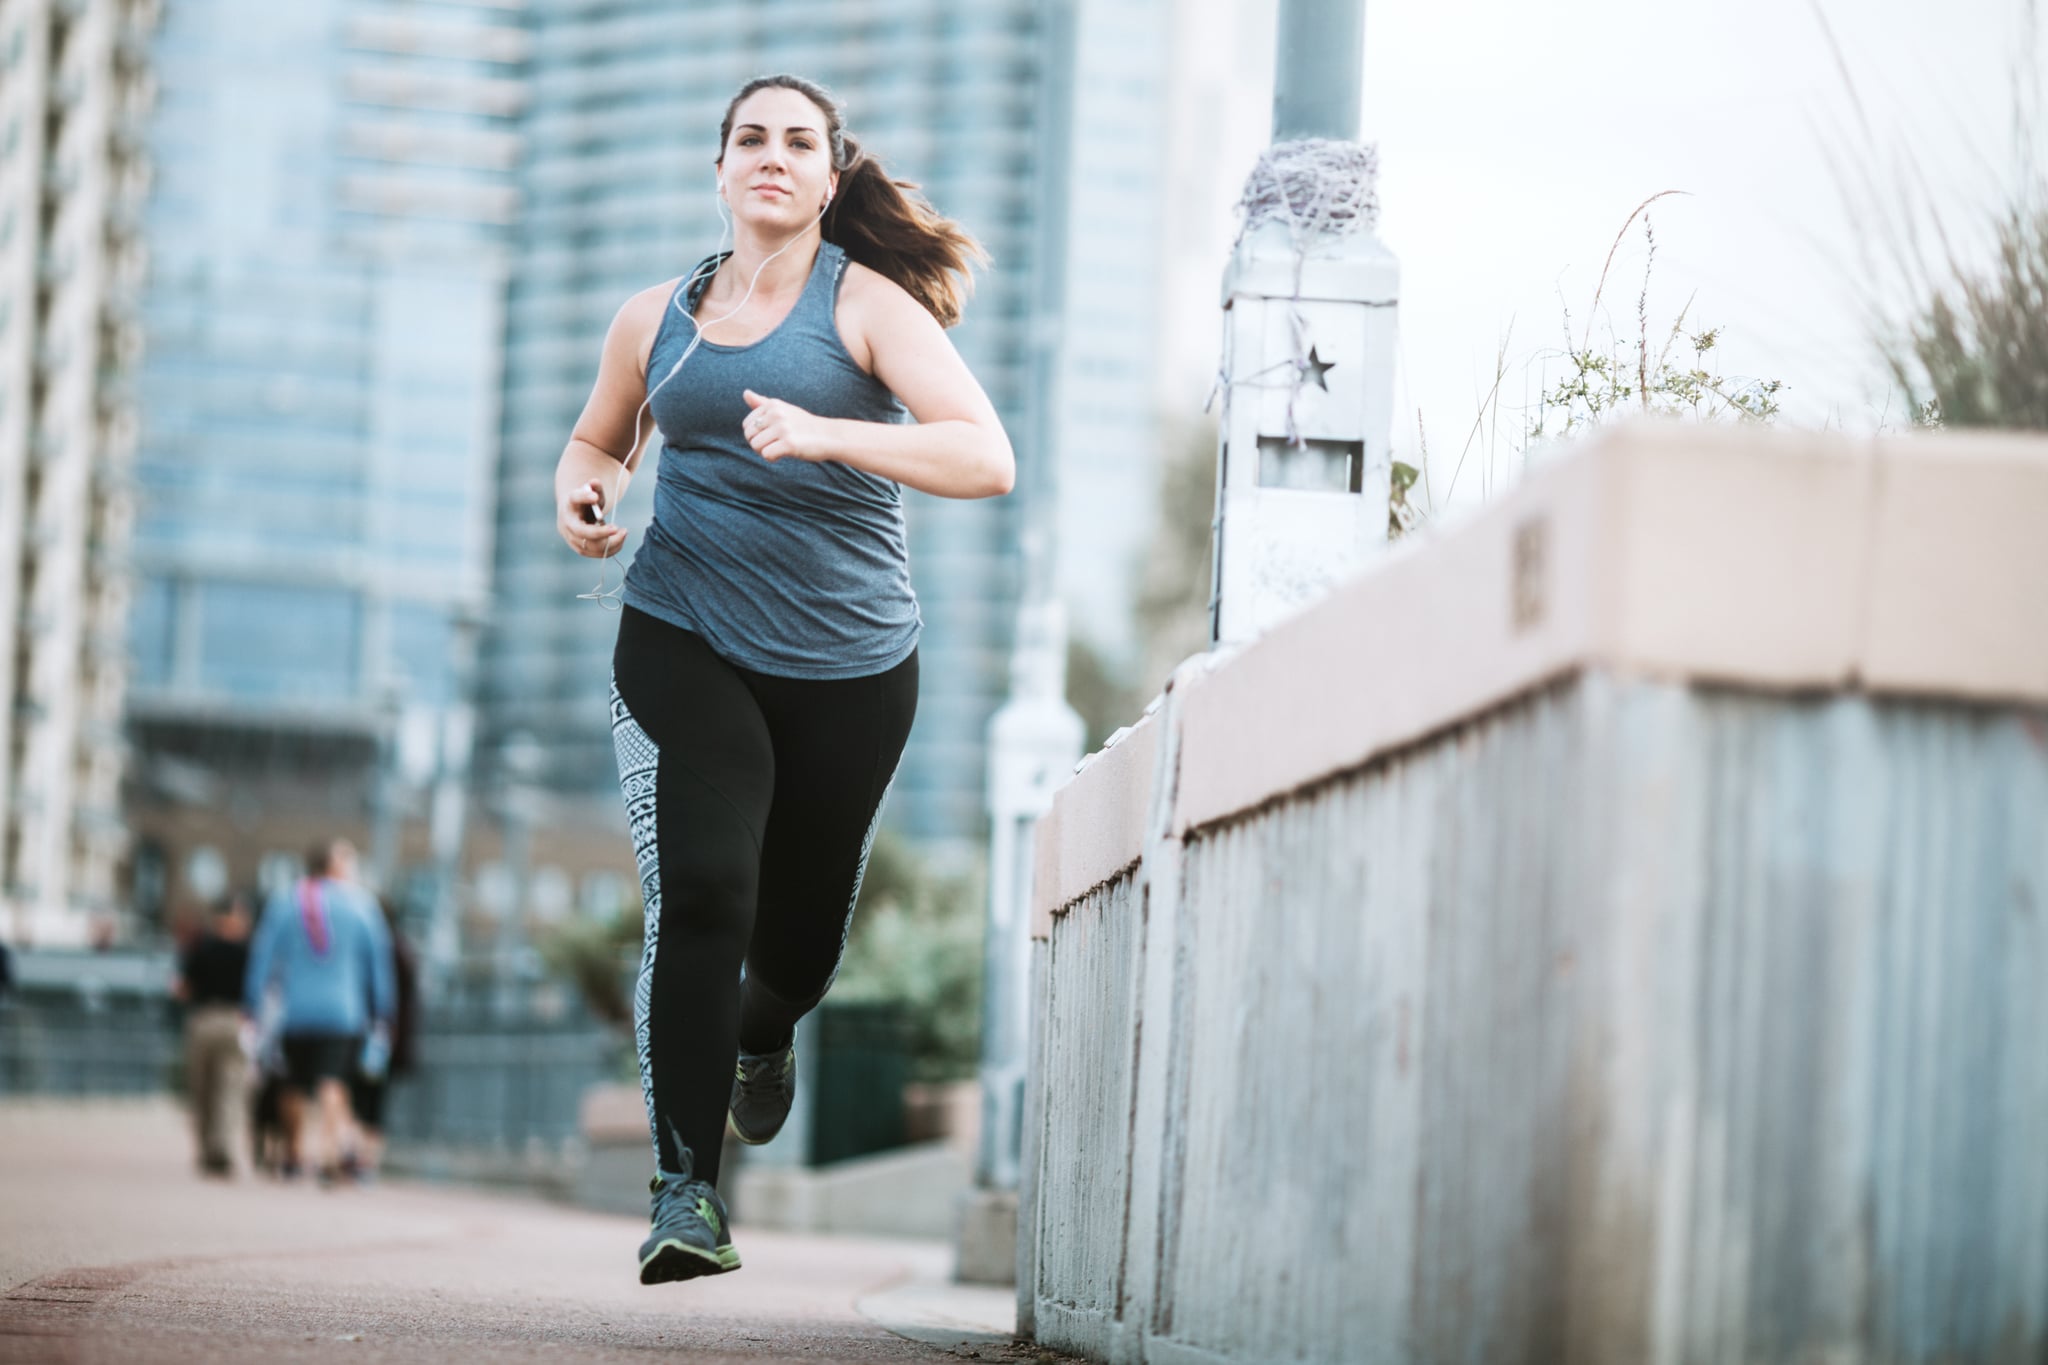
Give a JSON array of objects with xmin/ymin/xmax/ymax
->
[{"xmin": 583, "ymin": 496, "xmax": 607, "ymax": 525}]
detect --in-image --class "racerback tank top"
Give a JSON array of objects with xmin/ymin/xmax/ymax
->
[{"xmin": 621, "ymin": 240, "xmax": 921, "ymax": 679}]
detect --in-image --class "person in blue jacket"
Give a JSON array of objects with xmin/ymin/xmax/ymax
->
[{"xmin": 243, "ymin": 839, "xmax": 394, "ymax": 1182}]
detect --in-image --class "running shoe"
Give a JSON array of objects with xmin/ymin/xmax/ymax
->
[
  {"xmin": 728, "ymin": 1041, "xmax": 797, "ymax": 1145},
  {"xmin": 638, "ymin": 1170, "xmax": 740, "ymax": 1284}
]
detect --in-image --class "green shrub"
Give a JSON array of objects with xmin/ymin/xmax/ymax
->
[
  {"xmin": 536, "ymin": 904, "xmax": 640, "ymax": 1030},
  {"xmin": 536, "ymin": 831, "xmax": 984, "ymax": 1084},
  {"xmin": 831, "ymin": 831, "xmax": 985, "ymax": 1083}
]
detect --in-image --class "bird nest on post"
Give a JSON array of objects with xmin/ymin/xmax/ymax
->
[
  {"xmin": 1210, "ymin": 139, "xmax": 1384, "ymax": 444},
  {"xmin": 1234, "ymin": 137, "xmax": 1380, "ymax": 255}
]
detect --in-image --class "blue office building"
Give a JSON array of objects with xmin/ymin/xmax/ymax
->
[
  {"xmin": 126, "ymin": 1, "xmax": 526, "ymax": 893},
  {"xmin": 131, "ymin": 1, "xmax": 524, "ymax": 716}
]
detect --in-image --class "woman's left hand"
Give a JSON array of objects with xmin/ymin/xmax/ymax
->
[{"xmin": 742, "ymin": 389, "xmax": 834, "ymax": 463}]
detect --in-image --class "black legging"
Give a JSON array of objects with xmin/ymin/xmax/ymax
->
[{"xmin": 609, "ymin": 605, "xmax": 917, "ymax": 1187}]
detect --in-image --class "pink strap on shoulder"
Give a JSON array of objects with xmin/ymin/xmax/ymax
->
[{"xmin": 298, "ymin": 879, "xmax": 330, "ymax": 957}]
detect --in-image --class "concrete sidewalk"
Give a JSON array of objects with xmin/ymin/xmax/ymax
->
[{"xmin": 0, "ymin": 1099, "xmax": 1045, "ymax": 1364}]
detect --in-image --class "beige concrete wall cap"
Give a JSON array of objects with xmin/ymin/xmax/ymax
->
[
  {"xmin": 1861, "ymin": 430, "xmax": 2048, "ymax": 699},
  {"xmin": 1168, "ymin": 422, "xmax": 2047, "ymax": 836},
  {"xmin": 1031, "ymin": 714, "xmax": 1158, "ymax": 934}
]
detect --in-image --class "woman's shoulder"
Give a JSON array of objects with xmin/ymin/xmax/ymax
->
[
  {"xmin": 619, "ymin": 276, "xmax": 687, "ymax": 329},
  {"xmin": 835, "ymin": 258, "xmax": 916, "ymax": 314},
  {"xmin": 612, "ymin": 276, "xmax": 689, "ymax": 368},
  {"xmin": 834, "ymin": 259, "xmax": 938, "ymax": 367}
]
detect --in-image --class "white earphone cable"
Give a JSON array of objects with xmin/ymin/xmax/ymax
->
[{"xmin": 577, "ymin": 186, "xmax": 834, "ymax": 608}]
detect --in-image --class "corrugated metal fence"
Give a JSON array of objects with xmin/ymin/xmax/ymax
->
[{"xmin": 1027, "ymin": 674, "xmax": 2048, "ymax": 1364}]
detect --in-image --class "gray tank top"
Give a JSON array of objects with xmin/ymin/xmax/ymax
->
[{"xmin": 622, "ymin": 240, "xmax": 921, "ymax": 679}]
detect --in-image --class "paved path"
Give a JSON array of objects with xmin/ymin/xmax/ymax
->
[{"xmin": 0, "ymin": 1100, "xmax": 1047, "ymax": 1365}]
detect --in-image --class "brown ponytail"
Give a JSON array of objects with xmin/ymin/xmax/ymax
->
[{"xmin": 718, "ymin": 75, "xmax": 988, "ymax": 328}]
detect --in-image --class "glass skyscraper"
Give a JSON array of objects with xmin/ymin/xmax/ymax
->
[
  {"xmin": 126, "ymin": 0, "xmax": 524, "ymax": 899},
  {"xmin": 482, "ymin": 2, "xmax": 1060, "ymax": 853}
]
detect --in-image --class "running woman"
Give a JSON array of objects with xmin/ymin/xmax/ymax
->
[{"xmin": 554, "ymin": 74, "xmax": 1012, "ymax": 1285}]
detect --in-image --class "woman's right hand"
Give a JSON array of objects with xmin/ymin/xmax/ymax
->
[{"xmin": 559, "ymin": 478, "xmax": 629, "ymax": 558}]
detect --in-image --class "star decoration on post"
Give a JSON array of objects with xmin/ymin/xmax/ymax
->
[{"xmin": 1300, "ymin": 345, "xmax": 1337, "ymax": 391}]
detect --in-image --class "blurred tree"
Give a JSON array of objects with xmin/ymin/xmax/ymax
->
[
  {"xmin": 536, "ymin": 902, "xmax": 639, "ymax": 1030},
  {"xmin": 1052, "ymin": 415, "xmax": 1218, "ymax": 747},
  {"xmin": 1065, "ymin": 636, "xmax": 1139, "ymax": 753},
  {"xmin": 1133, "ymin": 415, "xmax": 1220, "ymax": 700},
  {"xmin": 831, "ymin": 830, "xmax": 984, "ymax": 1083}
]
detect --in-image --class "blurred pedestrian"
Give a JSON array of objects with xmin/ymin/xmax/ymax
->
[
  {"xmin": 173, "ymin": 894, "xmax": 253, "ymax": 1176},
  {"xmin": 243, "ymin": 840, "xmax": 394, "ymax": 1184},
  {"xmin": 348, "ymin": 897, "xmax": 419, "ymax": 1181},
  {"xmin": 555, "ymin": 73, "xmax": 1010, "ymax": 1284}
]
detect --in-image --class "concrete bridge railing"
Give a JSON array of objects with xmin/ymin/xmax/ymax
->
[{"xmin": 1018, "ymin": 422, "xmax": 2048, "ymax": 1365}]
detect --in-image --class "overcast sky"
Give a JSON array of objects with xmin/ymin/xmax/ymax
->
[{"xmin": 1347, "ymin": 0, "xmax": 2041, "ymax": 512}]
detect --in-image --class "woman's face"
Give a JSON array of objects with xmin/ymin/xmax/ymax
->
[{"xmin": 719, "ymin": 87, "xmax": 837, "ymax": 229}]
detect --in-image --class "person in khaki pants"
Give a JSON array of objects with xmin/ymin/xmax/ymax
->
[{"xmin": 174, "ymin": 897, "xmax": 253, "ymax": 1176}]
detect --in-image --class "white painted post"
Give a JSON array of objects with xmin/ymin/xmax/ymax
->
[
  {"xmin": 1210, "ymin": 0, "xmax": 1397, "ymax": 647},
  {"xmin": 1210, "ymin": 227, "xmax": 1398, "ymax": 645}
]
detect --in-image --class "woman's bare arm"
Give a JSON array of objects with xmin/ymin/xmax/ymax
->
[
  {"xmin": 556, "ymin": 282, "xmax": 673, "ymax": 557},
  {"xmin": 738, "ymin": 265, "xmax": 1015, "ymax": 500}
]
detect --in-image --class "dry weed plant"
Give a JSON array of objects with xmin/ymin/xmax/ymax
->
[
  {"xmin": 1396, "ymin": 194, "xmax": 1787, "ymax": 539},
  {"xmin": 1811, "ymin": 0, "xmax": 2047, "ymax": 430},
  {"xmin": 1532, "ymin": 193, "xmax": 1786, "ymax": 445}
]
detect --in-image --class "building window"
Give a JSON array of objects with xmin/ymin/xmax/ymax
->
[
  {"xmin": 197, "ymin": 581, "xmax": 360, "ymax": 703},
  {"xmin": 129, "ymin": 576, "xmax": 175, "ymax": 687}
]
